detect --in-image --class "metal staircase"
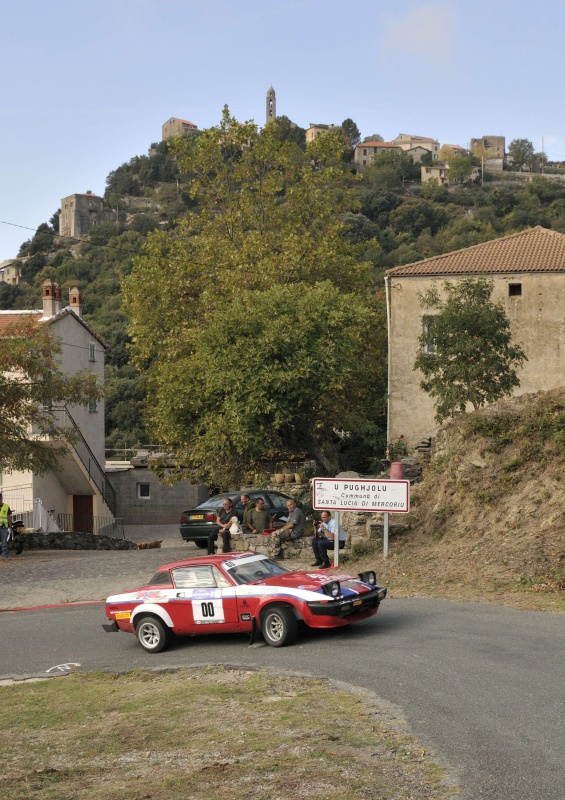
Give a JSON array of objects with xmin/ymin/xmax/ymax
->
[{"xmin": 55, "ymin": 406, "xmax": 116, "ymax": 517}]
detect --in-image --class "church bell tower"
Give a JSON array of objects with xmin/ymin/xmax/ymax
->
[{"xmin": 266, "ymin": 86, "xmax": 276, "ymax": 124}]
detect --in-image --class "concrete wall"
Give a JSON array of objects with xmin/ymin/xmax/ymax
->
[
  {"xmin": 52, "ymin": 313, "xmax": 105, "ymax": 466},
  {"xmin": 388, "ymin": 272, "xmax": 565, "ymax": 447},
  {"xmin": 108, "ymin": 468, "xmax": 208, "ymax": 524}
]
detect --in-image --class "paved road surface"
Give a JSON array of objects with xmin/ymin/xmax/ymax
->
[{"xmin": 0, "ymin": 528, "xmax": 563, "ymax": 800}]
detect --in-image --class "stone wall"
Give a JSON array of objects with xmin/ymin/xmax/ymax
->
[
  {"xmin": 230, "ymin": 532, "xmax": 313, "ymax": 560},
  {"xmin": 21, "ymin": 532, "xmax": 137, "ymax": 551}
]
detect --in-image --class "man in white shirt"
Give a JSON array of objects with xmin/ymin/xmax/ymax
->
[{"xmin": 311, "ymin": 510, "xmax": 345, "ymax": 568}]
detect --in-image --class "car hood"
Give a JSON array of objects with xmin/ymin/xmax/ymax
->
[{"xmin": 256, "ymin": 570, "xmax": 374, "ymax": 595}]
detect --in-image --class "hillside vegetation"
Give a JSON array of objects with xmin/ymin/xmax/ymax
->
[
  {"xmin": 375, "ymin": 389, "xmax": 565, "ymax": 610},
  {"xmin": 3, "ymin": 117, "xmax": 565, "ymax": 465}
]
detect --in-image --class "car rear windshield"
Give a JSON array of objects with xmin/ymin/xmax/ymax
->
[
  {"xmin": 195, "ymin": 495, "xmax": 234, "ymax": 510},
  {"xmin": 224, "ymin": 556, "xmax": 290, "ymax": 585}
]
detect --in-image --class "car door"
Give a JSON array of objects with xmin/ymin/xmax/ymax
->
[{"xmin": 169, "ymin": 565, "xmax": 240, "ymax": 633}]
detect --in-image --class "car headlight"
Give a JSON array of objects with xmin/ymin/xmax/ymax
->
[
  {"xmin": 322, "ymin": 581, "xmax": 341, "ymax": 599},
  {"xmin": 358, "ymin": 570, "xmax": 377, "ymax": 586},
  {"xmin": 377, "ymin": 588, "xmax": 387, "ymax": 601}
]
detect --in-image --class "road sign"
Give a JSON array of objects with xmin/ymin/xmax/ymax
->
[{"xmin": 313, "ymin": 477, "xmax": 410, "ymax": 513}]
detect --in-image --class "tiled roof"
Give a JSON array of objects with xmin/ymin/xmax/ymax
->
[
  {"xmin": 0, "ymin": 311, "xmax": 41, "ymax": 332},
  {"xmin": 357, "ymin": 141, "xmax": 400, "ymax": 148},
  {"xmin": 168, "ymin": 118, "xmax": 197, "ymax": 127},
  {"xmin": 387, "ymin": 227, "xmax": 565, "ymax": 276},
  {"xmin": 0, "ymin": 308, "xmax": 107, "ymax": 346}
]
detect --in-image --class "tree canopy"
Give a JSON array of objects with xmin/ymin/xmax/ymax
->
[
  {"xmin": 508, "ymin": 139, "xmax": 534, "ymax": 171},
  {"xmin": 414, "ymin": 278, "xmax": 527, "ymax": 423},
  {"xmin": 123, "ymin": 107, "xmax": 386, "ymax": 485},
  {"xmin": 0, "ymin": 317, "xmax": 101, "ymax": 473},
  {"xmin": 341, "ymin": 118, "xmax": 361, "ymax": 148}
]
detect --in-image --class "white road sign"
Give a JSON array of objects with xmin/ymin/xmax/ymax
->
[{"xmin": 313, "ymin": 477, "xmax": 410, "ymax": 513}]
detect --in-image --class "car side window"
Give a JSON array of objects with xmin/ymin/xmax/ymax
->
[{"xmin": 172, "ymin": 565, "xmax": 232, "ymax": 589}]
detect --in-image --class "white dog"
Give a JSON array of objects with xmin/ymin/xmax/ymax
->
[{"xmin": 229, "ymin": 516, "xmax": 243, "ymax": 536}]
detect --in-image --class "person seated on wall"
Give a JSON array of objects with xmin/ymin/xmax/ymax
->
[
  {"xmin": 245, "ymin": 497, "xmax": 272, "ymax": 534},
  {"xmin": 311, "ymin": 510, "xmax": 345, "ymax": 569},
  {"xmin": 271, "ymin": 498, "xmax": 305, "ymax": 558},
  {"xmin": 208, "ymin": 498, "xmax": 234, "ymax": 555}
]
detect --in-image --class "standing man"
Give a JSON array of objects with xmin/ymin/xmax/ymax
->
[
  {"xmin": 312, "ymin": 510, "xmax": 346, "ymax": 569},
  {"xmin": 0, "ymin": 493, "xmax": 13, "ymax": 560},
  {"xmin": 271, "ymin": 498, "xmax": 305, "ymax": 558},
  {"xmin": 240, "ymin": 493, "xmax": 254, "ymax": 528},
  {"xmin": 246, "ymin": 497, "xmax": 272, "ymax": 534},
  {"xmin": 208, "ymin": 497, "xmax": 235, "ymax": 555}
]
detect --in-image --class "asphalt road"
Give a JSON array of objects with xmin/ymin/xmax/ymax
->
[{"xmin": 1, "ymin": 597, "xmax": 563, "ymax": 800}]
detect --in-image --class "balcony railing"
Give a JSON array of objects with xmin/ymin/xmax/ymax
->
[{"xmin": 57, "ymin": 513, "xmax": 124, "ymax": 539}]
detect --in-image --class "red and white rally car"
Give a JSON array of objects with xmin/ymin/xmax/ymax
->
[{"xmin": 103, "ymin": 551, "xmax": 387, "ymax": 651}]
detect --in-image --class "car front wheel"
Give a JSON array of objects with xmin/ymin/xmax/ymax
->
[
  {"xmin": 135, "ymin": 616, "xmax": 172, "ymax": 653},
  {"xmin": 260, "ymin": 606, "xmax": 298, "ymax": 647}
]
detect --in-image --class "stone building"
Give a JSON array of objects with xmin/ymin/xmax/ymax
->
[
  {"xmin": 393, "ymin": 133, "xmax": 440, "ymax": 160},
  {"xmin": 385, "ymin": 226, "xmax": 565, "ymax": 447},
  {"xmin": 354, "ymin": 141, "xmax": 402, "ymax": 167},
  {"xmin": 105, "ymin": 459, "xmax": 206, "ymax": 525},
  {"xmin": 59, "ymin": 193, "xmax": 114, "ymax": 239},
  {"xmin": 162, "ymin": 117, "xmax": 199, "ymax": 141},
  {"xmin": 266, "ymin": 86, "xmax": 276, "ymax": 124},
  {"xmin": 305, "ymin": 123, "xmax": 335, "ymax": 143},
  {"xmin": 0, "ymin": 259, "xmax": 22, "ymax": 285},
  {"xmin": 421, "ymin": 163, "xmax": 449, "ymax": 185},
  {"xmin": 470, "ymin": 135, "xmax": 505, "ymax": 172}
]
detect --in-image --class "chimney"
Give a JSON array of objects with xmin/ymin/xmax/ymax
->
[
  {"xmin": 69, "ymin": 286, "xmax": 83, "ymax": 318},
  {"xmin": 53, "ymin": 282, "xmax": 62, "ymax": 314},
  {"xmin": 42, "ymin": 280, "xmax": 57, "ymax": 317}
]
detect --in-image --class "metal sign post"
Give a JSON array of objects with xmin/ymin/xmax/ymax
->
[
  {"xmin": 383, "ymin": 512, "xmax": 389, "ymax": 560},
  {"xmin": 334, "ymin": 509, "xmax": 341, "ymax": 567}
]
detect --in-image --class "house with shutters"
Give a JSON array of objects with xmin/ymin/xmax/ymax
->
[
  {"xmin": 385, "ymin": 226, "xmax": 565, "ymax": 447},
  {"xmin": 0, "ymin": 280, "xmax": 115, "ymax": 533}
]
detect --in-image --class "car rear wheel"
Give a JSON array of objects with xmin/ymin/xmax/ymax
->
[
  {"xmin": 135, "ymin": 616, "xmax": 172, "ymax": 653},
  {"xmin": 194, "ymin": 541, "xmax": 208, "ymax": 549},
  {"xmin": 260, "ymin": 606, "xmax": 298, "ymax": 647}
]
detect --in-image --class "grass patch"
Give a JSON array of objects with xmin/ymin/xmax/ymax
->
[{"xmin": 0, "ymin": 668, "xmax": 455, "ymax": 800}]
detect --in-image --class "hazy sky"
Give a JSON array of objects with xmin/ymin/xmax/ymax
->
[{"xmin": 2, "ymin": 0, "xmax": 565, "ymax": 257}]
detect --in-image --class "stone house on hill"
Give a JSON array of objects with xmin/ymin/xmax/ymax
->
[
  {"xmin": 162, "ymin": 117, "xmax": 199, "ymax": 140},
  {"xmin": 393, "ymin": 133, "xmax": 440, "ymax": 160},
  {"xmin": 59, "ymin": 193, "xmax": 114, "ymax": 239},
  {"xmin": 354, "ymin": 141, "xmax": 401, "ymax": 167},
  {"xmin": 385, "ymin": 226, "xmax": 565, "ymax": 447},
  {"xmin": 0, "ymin": 281, "xmax": 114, "ymax": 533}
]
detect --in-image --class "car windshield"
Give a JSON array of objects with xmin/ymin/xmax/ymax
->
[{"xmin": 222, "ymin": 554, "xmax": 290, "ymax": 585}]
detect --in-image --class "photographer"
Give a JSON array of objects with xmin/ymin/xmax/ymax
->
[{"xmin": 311, "ymin": 510, "xmax": 345, "ymax": 569}]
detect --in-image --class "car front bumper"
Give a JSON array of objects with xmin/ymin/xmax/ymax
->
[{"xmin": 307, "ymin": 587, "xmax": 387, "ymax": 618}]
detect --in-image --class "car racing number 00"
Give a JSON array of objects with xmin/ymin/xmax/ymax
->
[{"xmin": 192, "ymin": 596, "xmax": 225, "ymax": 624}]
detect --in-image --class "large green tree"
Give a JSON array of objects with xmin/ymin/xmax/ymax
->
[
  {"xmin": 508, "ymin": 138, "xmax": 534, "ymax": 171},
  {"xmin": 123, "ymin": 108, "xmax": 386, "ymax": 485},
  {"xmin": 414, "ymin": 278, "xmax": 527, "ymax": 423},
  {"xmin": 341, "ymin": 118, "xmax": 361, "ymax": 148},
  {"xmin": 0, "ymin": 317, "xmax": 101, "ymax": 473}
]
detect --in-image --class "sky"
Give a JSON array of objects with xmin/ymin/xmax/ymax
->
[{"xmin": 2, "ymin": 0, "xmax": 565, "ymax": 257}]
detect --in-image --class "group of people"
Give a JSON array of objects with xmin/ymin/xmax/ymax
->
[{"xmin": 207, "ymin": 492, "xmax": 345, "ymax": 568}]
